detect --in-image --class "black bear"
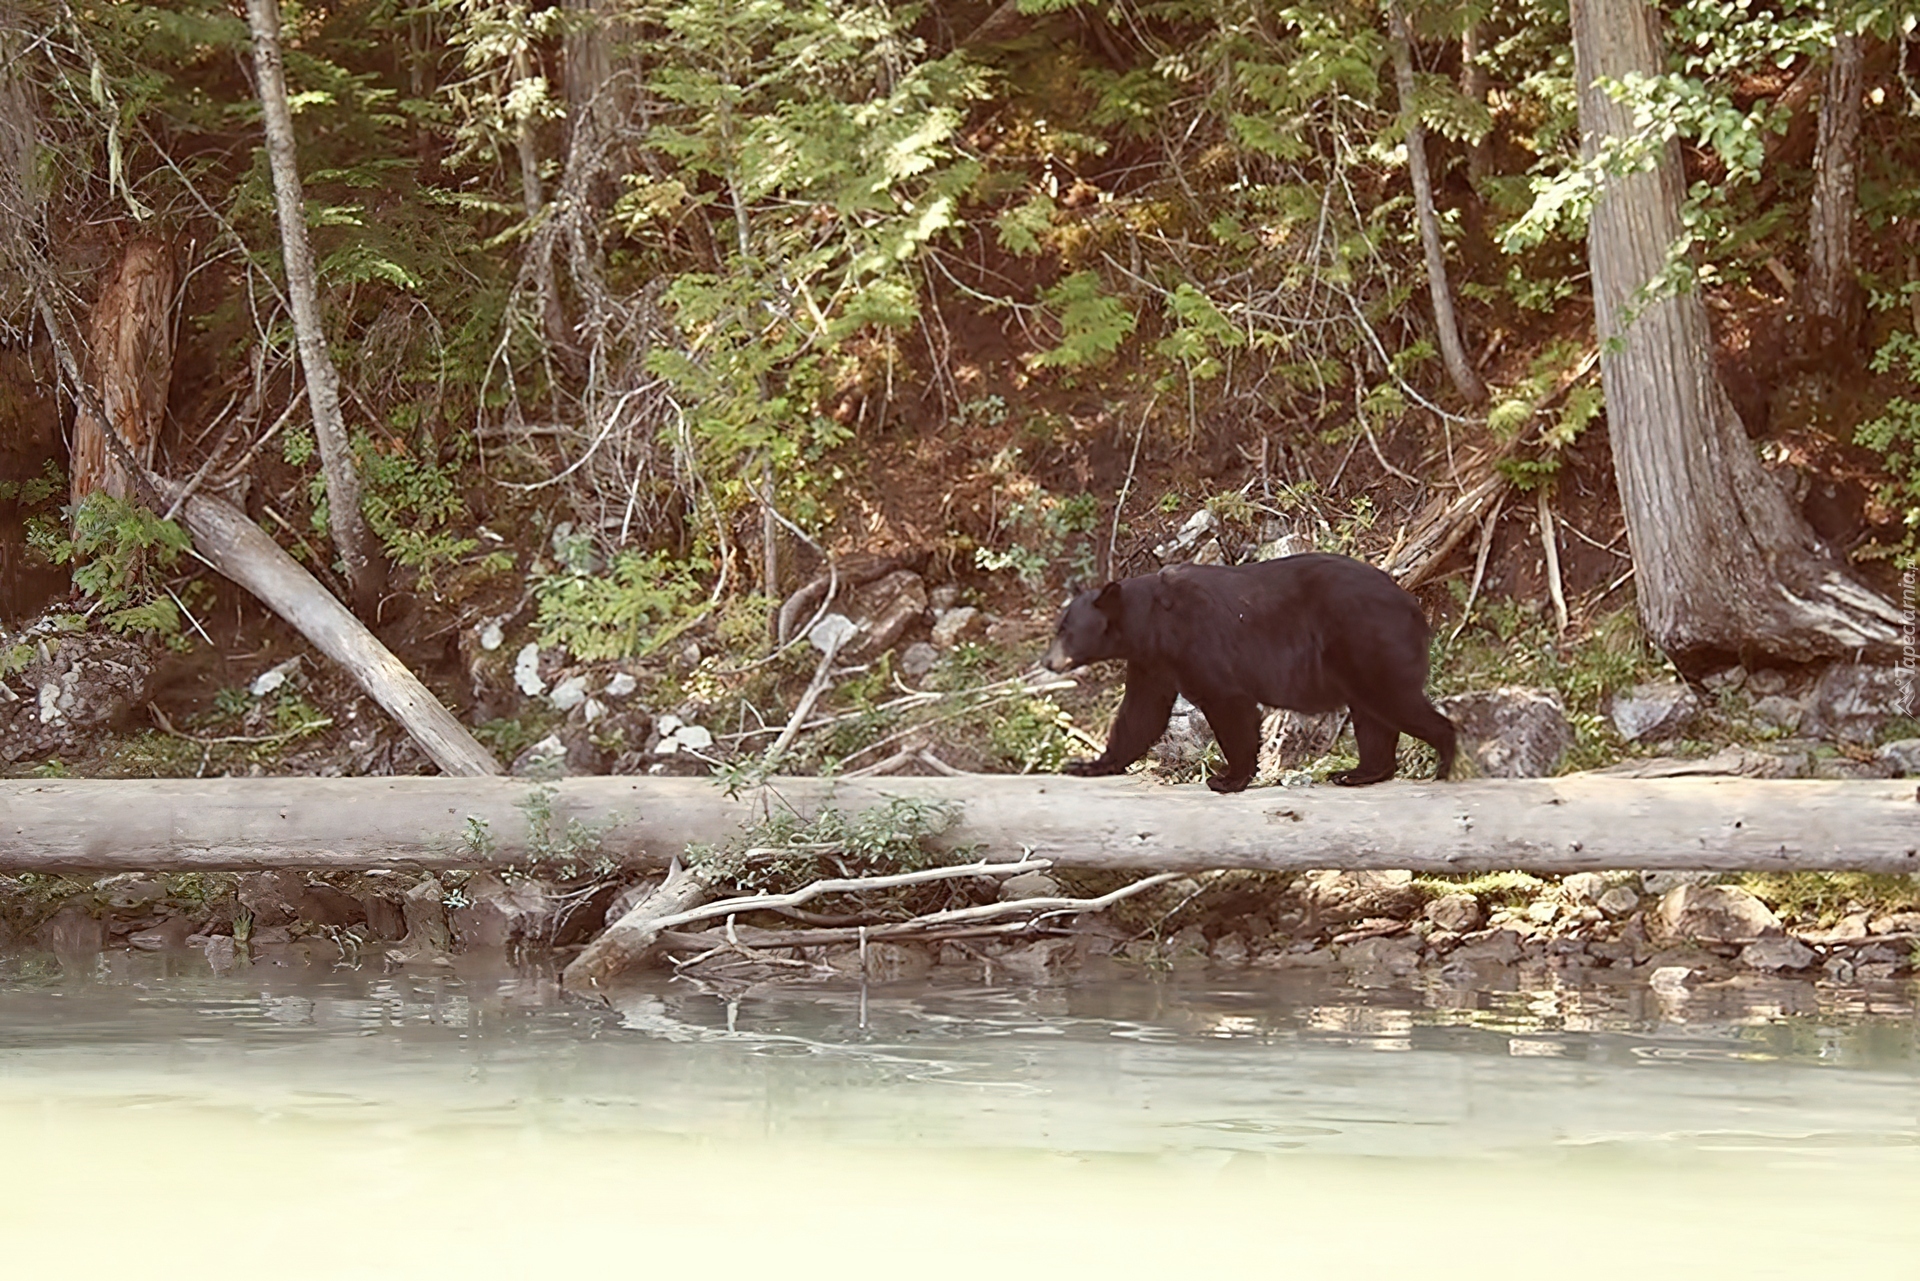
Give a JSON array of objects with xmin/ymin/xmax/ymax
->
[{"xmin": 1041, "ymin": 553, "xmax": 1456, "ymax": 792}]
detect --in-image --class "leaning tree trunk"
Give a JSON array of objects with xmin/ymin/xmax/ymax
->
[
  {"xmin": 1388, "ymin": 1, "xmax": 1484, "ymax": 404},
  {"xmin": 69, "ymin": 239, "xmax": 173, "ymax": 507},
  {"xmin": 1571, "ymin": 0, "xmax": 1900, "ymax": 669},
  {"xmin": 1800, "ymin": 29, "xmax": 1865, "ymax": 359},
  {"xmin": 244, "ymin": 0, "xmax": 384, "ymax": 620}
]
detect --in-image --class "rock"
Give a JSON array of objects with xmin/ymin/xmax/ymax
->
[
  {"xmin": 1745, "ymin": 668, "xmax": 1789, "ymax": 697},
  {"xmin": 1150, "ymin": 695, "xmax": 1213, "ymax": 770},
  {"xmin": 513, "ymin": 643, "xmax": 546, "ymax": 696},
  {"xmin": 451, "ymin": 874, "xmax": 560, "ymax": 949},
  {"xmin": 900, "ymin": 642, "xmax": 939, "ymax": 679},
  {"xmin": 0, "ymin": 627, "xmax": 157, "ymax": 763},
  {"xmin": 605, "ymin": 672, "xmax": 638, "ymax": 699},
  {"xmin": 1303, "ymin": 870, "xmax": 1423, "ymax": 927},
  {"xmin": 1649, "ymin": 965, "xmax": 1694, "ymax": 994},
  {"xmin": 1609, "ymin": 680, "xmax": 1700, "ymax": 743},
  {"xmin": 1337, "ymin": 935, "xmax": 1421, "ymax": 975},
  {"xmin": 1650, "ymin": 883, "xmax": 1781, "ymax": 945},
  {"xmin": 852, "ymin": 941, "xmax": 932, "ymax": 982},
  {"xmin": 1823, "ymin": 955, "xmax": 1856, "ymax": 983},
  {"xmin": 237, "ymin": 871, "xmax": 305, "ymax": 928},
  {"xmin": 1597, "ymin": 886, "xmax": 1641, "ymax": 919},
  {"xmin": 1209, "ymin": 933, "xmax": 1251, "ymax": 966},
  {"xmin": 1436, "ymin": 687, "xmax": 1572, "ymax": 777},
  {"xmin": 100, "ymin": 875, "xmax": 167, "ymax": 910},
  {"xmin": 1740, "ymin": 936, "xmax": 1816, "ymax": 971},
  {"xmin": 929, "ymin": 606, "xmax": 983, "ymax": 650},
  {"xmin": 1168, "ymin": 924, "xmax": 1210, "ymax": 954},
  {"xmin": 1804, "ymin": 663, "xmax": 1909, "ymax": 745},
  {"xmin": 998, "ymin": 870, "xmax": 1062, "ymax": 901},
  {"xmin": 1450, "ymin": 929, "xmax": 1523, "ymax": 966},
  {"xmin": 995, "ymin": 937, "xmax": 1077, "ymax": 980},
  {"xmin": 1876, "ymin": 739, "xmax": 1920, "ymax": 777},
  {"xmin": 361, "ymin": 894, "xmax": 407, "ymax": 941},
  {"xmin": 1526, "ymin": 900, "xmax": 1559, "ymax": 925},
  {"xmin": 1256, "ymin": 708, "xmax": 1345, "ymax": 775},
  {"xmin": 1154, "ymin": 508, "xmax": 1221, "ymax": 562},
  {"xmin": 38, "ymin": 904, "xmax": 107, "ymax": 955},
  {"xmin": 1748, "ymin": 694, "xmax": 1805, "ymax": 732},
  {"xmin": 127, "ymin": 918, "xmax": 193, "ymax": 951},
  {"xmin": 1871, "ymin": 910, "xmax": 1920, "ymax": 935},
  {"xmin": 1641, "ymin": 870, "xmax": 1713, "ymax": 896},
  {"xmin": 1812, "ymin": 754, "xmax": 1896, "ymax": 780},
  {"xmin": 1588, "ymin": 744, "xmax": 1815, "ymax": 779},
  {"xmin": 1702, "ymin": 666, "xmax": 1746, "ymax": 692},
  {"xmin": 511, "ymin": 733, "xmax": 570, "ymax": 777},
  {"xmin": 548, "ymin": 674, "xmax": 589, "ymax": 712},
  {"xmin": 929, "ymin": 584, "xmax": 961, "ymax": 612},
  {"xmin": 1798, "ymin": 912, "xmax": 1870, "ymax": 943},
  {"xmin": 402, "ymin": 876, "xmax": 453, "ymax": 953},
  {"xmin": 1425, "ymin": 893, "xmax": 1484, "ymax": 933},
  {"xmin": 202, "ymin": 934, "xmax": 239, "ymax": 973},
  {"xmin": 840, "ymin": 570, "xmax": 928, "ymax": 663},
  {"xmin": 1562, "ymin": 872, "xmax": 1607, "ymax": 905}
]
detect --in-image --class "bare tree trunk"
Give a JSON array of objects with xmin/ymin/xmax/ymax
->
[
  {"xmin": 1388, "ymin": 1, "xmax": 1485, "ymax": 405},
  {"xmin": 1461, "ymin": 22, "xmax": 1490, "ymax": 188},
  {"xmin": 243, "ymin": 0, "xmax": 384, "ymax": 619},
  {"xmin": 69, "ymin": 239, "xmax": 173, "ymax": 506},
  {"xmin": 2, "ymin": 774, "xmax": 1915, "ymax": 876},
  {"xmin": 1571, "ymin": 0, "xmax": 1900, "ymax": 668},
  {"xmin": 1800, "ymin": 29, "xmax": 1865, "ymax": 358}
]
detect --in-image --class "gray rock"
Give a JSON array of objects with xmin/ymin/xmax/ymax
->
[
  {"xmin": 202, "ymin": 934, "xmax": 239, "ymax": 974},
  {"xmin": 841, "ymin": 570, "xmax": 928, "ymax": 663},
  {"xmin": 402, "ymin": 876, "xmax": 453, "ymax": 953},
  {"xmin": 1749, "ymin": 693, "xmax": 1805, "ymax": 732},
  {"xmin": 1437, "ymin": 687, "xmax": 1572, "ymax": 777},
  {"xmin": 1150, "ymin": 695, "xmax": 1213, "ymax": 770},
  {"xmin": 1337, "ymin": 935, "xmax": 1421, "ymax": 975},
  {"xmin": 1812, "ymin": 753, "xmax": 1896, "ymax": 780},
  {"xmin": 451, "ymin": 873, "xmax": 561, "ymax": 949},
  {"xmin": 1641, "ymin": 870, "xmax": 1713, "ymax": 896},
  {"xmin": 1154, "ymin": 508, "xmax": 1221, "ymax": 562},
  {"xmin": 1651, "ymin": 883, "xmax": 1781, "ymax": 945},
  {"xmin": 1877, "ymin": 738, "xmax": 1920, "ymax": 777},
  {"xmin": 1609, "ymin": 680, "xmax": 1700, "ymax": 742},
  {"xmin": 1209, "ymin": 933, "xmax": 1251, "ymax": 966},
  {"xmin": 1702, "ymin": 666, "xmax": 1747, "ymax": 692},
  {"xmin": 0, "ymin": 626, "xmax": 157, "ymax": 763},
  {"xmin": 1739, "ymin": 936, "xmax": 1816, "ymax": 971},
  {"xmin": 38, "ymin": 904, "xmax": 107, "ymax": 955},
  {"xmin": 1804, "ymin": 663, "xmax": 1910, "ymax": 745},
  {"xmin": 1597, "ymin": 886, "xmax": 1641, "ymax": 919},
  {"xmin": 994, "ymin": 937, "xmax": 1077, "ymax": 980},
  {"xmin": 1425, "ymin": 892, "xmax": 1484, "ymax": 933},
  {"xmin": 998, "ymin": 870, "xmax": 1063, "ymax": 901},
  {"xmin": 1745, "ymin": 668, "xmax": 1789, "ymax": 697},
  {"xmin": 1450, "ymin": 929, "xmax": 1524, "ymax": 966},
  {"xmin": 900, "ymin": 642, "xmax": 939, "ymax": 679},
  {"xmin": 511, "ymin": 733, "xmax": 570, "ymax": 778},
  {"xmin": 1256, "ymin": 707, "xmax": 1345, "ymax": 777},
  {"xmin": 928, "ymin": 584, "xmax": 961, "ymax": 613},
  {"xmin": 929, "ymin": 606, "xmax": 983, "ymax": 650},
  {"xmin": 547, "ymin": 674, "xmax": 589, "ymax": 712},
  {"xmin": 1562, "ymin": 872, "xmax": 1607, "ymax": 905},
  {"xmin": 1649, "ymin": 964, "xmax": 1695, "ymax": 994}
]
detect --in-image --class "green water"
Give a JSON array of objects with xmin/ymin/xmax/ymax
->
[{"xmin": 2, "ymin": 951, "xmax": 1917, "ymax": 1277}]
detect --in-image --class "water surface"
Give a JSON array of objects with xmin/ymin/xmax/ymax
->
[{"xmin": 3, "ymin": 951, "xmax": 1916, "ymax": 1276}]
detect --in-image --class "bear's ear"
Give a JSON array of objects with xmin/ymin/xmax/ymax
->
[{"xmin": 1093, "ymin": 581, "xmax": 1124, "ymax": 620}]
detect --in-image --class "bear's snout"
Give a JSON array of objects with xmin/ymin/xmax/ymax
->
[{"xmin": 1041, "ymin": 638, "xmax": 1078, "ymax": 672}]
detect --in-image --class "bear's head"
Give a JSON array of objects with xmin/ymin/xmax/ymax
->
[{"xmin": 1042, "ymin": 582, "xmax": 1125, "ymax": 672}]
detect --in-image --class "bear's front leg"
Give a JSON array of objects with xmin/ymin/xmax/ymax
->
[
  {"xmin": 1194, "ymin": 697, "xmax": 1261, "ymax": 793},
  {"xmin": 1063, "ymin": 665, "xmax": 1176, "ymax": 777}
]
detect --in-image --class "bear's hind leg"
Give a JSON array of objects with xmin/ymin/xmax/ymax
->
[
  {"xmin": 1369, "ymin": 689, "xmax": 1458, "ymax": 781},
  {"xmin": 1329, "ymin": 705, "xmax": 1399, "ymax": 786},
  {"xmin": 1064, "ymin": 666, "xmax": 1177, "ymax": 777},
  {"xmin": 1194, "ymin": 697, "xmax": 1261, "ymax": 793}
]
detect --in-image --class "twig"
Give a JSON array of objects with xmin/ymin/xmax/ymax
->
[
  {"xmin": 1448, "ymin": 492, "xmax": 1505, "ymax": 643},
  {"xmin": 1108, "ymin": 394, "xmax": 1157, "ymax": 576},
  {"xmin": 764, "ymin": 624, "xmax": 848, "ymax": 765},
  {"xmin": 147, "ymin": 701, "xmax": 332, "ymax": 746},
  {"xmin": 644, "ymin": 856, "xmax": 1053, "ymax": 934},
  {"xmin": 1538, "ymin": 484, "xmax": 1568, "ymax": 633}
]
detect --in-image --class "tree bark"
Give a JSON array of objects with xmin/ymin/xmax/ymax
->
[
  {"xmin": 2, "ymin": 775, "xmax": 1913, "ymax": 875},
  {"xmin": 1800, "ymin": 29, "xmax": 1865, "ymax": 358},
  {"xmin": 1571, "ymin": 0, "xmax": 1900, "ymax": 669},
  {"xmin": 158, "ymin": 483, "xmax": 502, "ymax": 777},
  {"xmin": 1388, "ymin": 1, "xmax": 1485, "ymax": 405},
  {"xmin": 70, "ymin": 239, "xmax": 174, "ymax": 507},
  {"xmin": 244, "ymin": 0, "xmax": 384, "ymax": 619},
  {"xmin": 562, "ymin": 862, "xmax": 717, "ymax": 991}
]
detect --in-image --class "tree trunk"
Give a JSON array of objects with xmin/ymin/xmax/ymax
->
[
  {"xmin": 158, "ymin": 483, "xmax": 503, "ymax": 777},
  {"xmin": 1388, "ymin": 1, "xmax": 1485, "ymax": 405},
  {"xmin": 69, "ymin": 239, "xmax": 174, "ymax": 507},
  {"xmin": 1800, "ymin": 29, "xmax": 1865, "ymax": 358},
  {"xmin": 2, "ymin": 775, "xmax": 1913, "ymax": 876},
  {"xmin": 243, "ymin": 0, "xmax": 385, "ymax": 619},
  {"xmin": 1571, "ymin": 0, "xmax": 1900, "ymax": 669}
]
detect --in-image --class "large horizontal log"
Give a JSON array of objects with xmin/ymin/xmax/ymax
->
[{"xmin": 1, "ymin": 775, "xmax": 1916, "ymax": 876}]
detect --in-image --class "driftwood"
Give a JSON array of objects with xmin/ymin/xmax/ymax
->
[
  {"xmin": 2, "ymin": 774, "xmax": 1914, "ymax": 875},
  {"xmin": 563, "ymin": 861, "xmax": 717, "ymax": 991},
  {"xmin": 159, "ymin": 484, "xmax": 501, "ymax": 777}
]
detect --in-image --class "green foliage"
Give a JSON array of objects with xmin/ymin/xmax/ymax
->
[
  {"xmin": 989, "ymin": 696, "xmax": 1079, "ymax": 774},
  {"xmin": 533, "ymin": 549, "xmax": 704, "ymax": 661},
  {"xmin": 352, "ymin": 430, "xmax": 488, "ymax": 591},
  {"xmin": 1855, "ymin": 328, "xmax": 1920, "ymax": 566},
  {"xmin": 28, "ymin": 494, "xmax": 193, "ymax": 639},
  {"xmin": 0, "ymin": 460, "xmax": 63, "ymax": 508},
  {"xmin": 1733, "ymin": 872, "xmax": 1920, "ymax": 927},
  {"xmin": 1034, "ymin": 271, "xmax": 1139, "ymax": 369},
  {"xmin": 974, "ymin": 483, "xmax": 1099, "ymax": 587},
  {"xmin": 689, "ymin": 795, "xmax": 959, "ymax": 894}
]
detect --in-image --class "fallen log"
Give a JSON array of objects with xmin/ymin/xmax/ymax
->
[{"xmin": 1, "ymin": 774, "xmax": 1914, "ymax": 875}]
